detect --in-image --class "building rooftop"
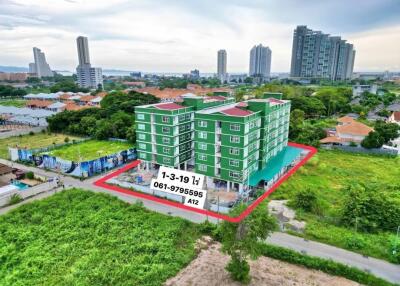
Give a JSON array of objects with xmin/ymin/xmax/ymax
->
[
  {"xmin": 220, "ymin": 107, "xmax": 253, "ymax": 117},
  {"xmin": 154, "ymin": 102, "xmax": 186, "ymax": 110},
  {"xmin": 336, "ymin": 121, "xmax": 373, "ymax": 136}
]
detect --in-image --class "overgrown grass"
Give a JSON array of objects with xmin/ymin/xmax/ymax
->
[
  {"xmin": 0, "ymin": 189, "xmax": 200, "ymax": 286},
  {"xmin": 0, "ymin": 99, "xmax": 26, "ymax": 107},
  {"xmin": 271, "ymin": 149, "xmax": 400, "ymax": 262},
  {"xmin": 44, "ymin": 140, "xmax": 133, "ymax": 161},
  {"xmin": 0, "ymin": 133, "xmax": 80, "ymax": 159}
]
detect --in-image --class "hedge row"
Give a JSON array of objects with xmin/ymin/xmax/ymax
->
[{"xmin": 260, "ymin": 243, "xmax": 397, "ymax": 286}]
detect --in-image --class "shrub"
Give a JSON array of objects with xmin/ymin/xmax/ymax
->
[
  {"xmin": 390, "ymin": 237, "xmax": 400, "ymax": 263},
  {"xmin": 9, "ymin": 194, "xmax": 22, "ymax": 205},
  {"xmin": 292, "ymin": 189, "xmax": 323, "ymax": 215},
  {"xmin": 64, "ymin": 137, "xmax": 70, "ymax": 143},
  {"xmin": 226, "ymin": 254, "xmax": 250, "ymax": 284},
  {"xmin": 26, "ymin": 171, "xmax": 34, "ymax": 180},
  {"xmin": 29, "ymin": 131, "xmax": 34, "ymax": 136},
  {"xmin": 345, "ymin": 236, "xmax": 366, "ymax": 250}
]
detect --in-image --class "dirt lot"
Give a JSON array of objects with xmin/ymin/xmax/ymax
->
[{"xmin": 165, "ymin": 242, "xmax": 361, "ymax": 286}]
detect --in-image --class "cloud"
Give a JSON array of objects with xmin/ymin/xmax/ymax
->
[{"xmin": 0, "ymin": 0, "xmax": 398, "ymax": 72}]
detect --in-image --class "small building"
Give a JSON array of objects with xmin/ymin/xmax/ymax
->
[
  {"xmin": 320, "ymin": 116, "xmax": 373, "ymax": 146},
  {"xmin": 388, "ymin": 111, "xmax": 400, "ymax": 125},
  {"xmin": 352, "ymin": 84, "xmax": 378, "ymax": 97}
]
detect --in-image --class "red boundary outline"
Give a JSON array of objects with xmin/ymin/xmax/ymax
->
[{"xmin": 93, "ymin": 142, "xmax": 317, "ymax": 223}]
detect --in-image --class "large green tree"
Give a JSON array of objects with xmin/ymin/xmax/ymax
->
[{"xmin": 220, "ymin": 203, "xmax": 277, "ymax": 283}]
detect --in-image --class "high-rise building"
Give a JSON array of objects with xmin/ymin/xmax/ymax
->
[
  {"xmin": 249, "ymin": 44, "xmax": 272, "ymax": 80},
  {"xmin": 135, "ymin": 93, "xmax": 291, "ymax": 193},
  {"xmin": 290, "ymin": 25, "xmax": 355, "ymax": 81},
  {"xmin": 31, "ymin": 47, "xmax": 53, "ymax": 78},
  {"xmin": 217, "ymin": 49, "xmax": 227, "ymax": 82},
  {"xmin": 28, "ymin": 63, "xmax": 36, "ymax": 74},
  {"xmin": 75, "ymin": 36, "xmax": 103, "ymax": 89}
]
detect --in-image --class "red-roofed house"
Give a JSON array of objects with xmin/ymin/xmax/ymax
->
[{"xmin": 388, "ymin": 111, "xmax": 400, "ymax": 125}]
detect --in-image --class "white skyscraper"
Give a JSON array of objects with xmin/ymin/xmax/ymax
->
[
  {"xmin": 249, "ymin": 44, "xmax": 271, "ymax": 80},
  {"xmin": 217, "ymin": 49, "xmax": 227, "ymax": 82},
  {"xmin": 76, "ymin": 36, "xmax": 103, "ymax": 89},
  {"xmin": 31, "ymin": 47, "xmax": 53, "ymax": 78}
]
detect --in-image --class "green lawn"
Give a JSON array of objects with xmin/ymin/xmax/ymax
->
[
  {"xmin": 0, "ymin": 133, "xmax": 80, "ymax": 159},
  {"xmin": 271, "ymin": 149, "xmax": 400, "ymax": 262},
  {"xmin": 0, "ymin": 99, "xmax": 26, "ymax": 107},
  {"xmin": 45, "ymin": 140, "xmax": 133, "ymax": 161},
  {"xmin": 0, "ymin": 189, "xmax": 199, "ymax": 286}
]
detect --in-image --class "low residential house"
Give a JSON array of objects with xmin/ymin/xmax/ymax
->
[
  {"xmin": 320, "ymin": 116, "xmax": 374, "ymax": 146},
  {"xmin": 123, "ymin": 81, "xmax": 146, "ymax": 88},
  {"xmin": 46, "ymin": 101, "xmax": 66, "ymax": 112},
  {"xmin": 26, "ymin": 99, "xmax": 53, "ymax": 109},
  {"xmin": 388, "ymin": 111, "xmax": 400, "ymax": 125}
]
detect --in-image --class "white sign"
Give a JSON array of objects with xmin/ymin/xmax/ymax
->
[{"xmin": 150, "ymin": 166, "xmax": 207, "ymax": 209}]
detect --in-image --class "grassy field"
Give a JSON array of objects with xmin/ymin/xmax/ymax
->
[
  {"xmin": 45, "ymin": 140, "xmax": 133, "ymax": 161},
  {"xmin": 0, "ymin": 132, "xmax": 80, "ymax": 159},
  {"xmin": 271, "ymin": 149, "xmax": 400, "ymax": 262},
  {"xmin": 0, "ymin": 189, "xmax": 200, "ymax": 286},
  {"xmin": 0, "ymin": 99, "xmax": 26, "ymax": 107}
]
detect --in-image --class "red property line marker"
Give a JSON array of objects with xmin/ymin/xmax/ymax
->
[{"xmin": 93, "ymin": 142, "xmax": 317, "ymax": 223}]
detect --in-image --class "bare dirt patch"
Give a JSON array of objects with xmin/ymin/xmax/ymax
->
[{"xmin": 165, "ymin": 242, "xmax": 361, "ymax": 286}]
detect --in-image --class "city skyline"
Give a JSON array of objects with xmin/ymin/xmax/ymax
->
[{"xmin": 1, "ymin": 0, "xmax": 399, "ymax": 73}]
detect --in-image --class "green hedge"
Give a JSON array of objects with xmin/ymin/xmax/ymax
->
[{"xmin": 260, "ymin": 243, "xmax": 397, "ymax": 286}]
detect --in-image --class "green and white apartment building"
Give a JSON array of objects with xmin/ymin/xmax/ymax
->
[{"xmin": 135, "ymin": 93, "xmax": 291, "ymax": 193}]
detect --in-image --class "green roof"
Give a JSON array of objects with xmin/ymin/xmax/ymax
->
[{"xmin": 249, "ymin": 146, "xmax": 303, "ymax": 187}]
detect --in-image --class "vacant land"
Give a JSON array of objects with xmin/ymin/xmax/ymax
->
[
  {"xmin": 272, "ymin": 149, "xmax": 400, "ymax": 262},
  {"xmin": 0, "ymin": 189, "xmax": 200, "ymax": 286},
  {"xmin": 0, "ymin": 132, "xmax": 80, "ymax": 159},
  {"xmin": 45, "ymin": 140, "xmax": 133, "ymax": 161},
  {"xmin": 0, "ymin": 99, "xmax": 26, "ymax": 107},
  {"xmin": 165, "ymin": 242, "xmax": 361, "ymax": 286}
]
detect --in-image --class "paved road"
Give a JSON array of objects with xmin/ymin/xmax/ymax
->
[
  {"xmin": 268, "ymin": 232, "xmax": 400, "ymax": 284},
  {"xmin": 1, "ymin": 159, "xmax": 399, "ymax": 284}
]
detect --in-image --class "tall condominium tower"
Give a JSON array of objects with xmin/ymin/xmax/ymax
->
[
  {"xmin": 77, "ymin": 36, "xmax": 91, "ymax": 66},
  {"xmin": 217, "ymin": 49, "xmax": 227, "ymax": 82},
  {"xmin": 249, "ymin": 44, "xmax": 271, "ymax": 80},
  {"xmin": 30, "ymin": 47, "xmax": 53, "ymax": 78},
  {"xmin": 290, "ymin": 25, "xmax": 355, "ymax": 81},
  {"xmin": 75, "ymin": 36, "xmax": 103, "ymax": 89}
]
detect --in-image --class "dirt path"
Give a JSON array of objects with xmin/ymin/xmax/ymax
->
[{"xmin": 165, "ymin": 242, "xmax": 361, "ymax": 286}]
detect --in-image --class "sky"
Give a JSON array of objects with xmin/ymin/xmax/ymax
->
[{"xmin": 0, "ymin": 0, "xmax": 399, "ymax": 73}]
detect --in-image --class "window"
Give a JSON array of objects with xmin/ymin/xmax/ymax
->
[
  {"xmin": 185, "ymin": 113, "xmax": 191, "ymax": 120},
  {"xmin": 229, "ymin": 160, "xmax": 239, "ymax": 167},
  {"xmin": 198, "ymin": 120, "xmax": 207, "ymax": 127},
  {"xmin": 230, "ymin": 123, "xmax": 240, "ymax": 131},
  {"xmin": 139, "ymin": 143, "xmax": 146, "ymax": 149},
  {"xmin": 162, "ymin": 137, "xmax": 170, "ymax": 144},
  {"xmin": 229, "ymin": 148, "xmax": 239, "ymax": 155},
  {"xmin": 139, "ymin": 153, "xmax": 147, "ymax": 159},
  {"xmin": 138, "ymin": 124, "xmax": 145, "ymax": 130},
  {"xmin": 198, "ymin": 154, "xmax": 207, "ymax": 161},
  {"xmin": 138, "ymin": 133, "xmax": 146, "ymax": 140},
  {"xmin": 230, "ymin": 136, "xmax": 240, "ymax": 143},
  {"xmin": 162, "ymin": 126, "xmax": 170, "ymax": 133},
  {"xmin": 179, "ymin": 115, "xmax": 185, "ymax": 121},
  {"xmin": 163, "ymin": 147, "xmax": 170, "ymax": 154},
  {"xmin": 199, "ymin": 164, "xmax": 207, "ymax": 172},
  {"xmin": 198, "ymin": 131, "xmax": 207, "ymax": 139},
  {"xmin": 162, "ymin": 116, "xmax": 169, "ymax": 123},
  {"xmin": 229, "ymin": 171, "xmax": 240, "ymax": 179},
  {"xmin": 137, "ymin": 114, "xmax": 144, "ymax": 120},
  {"xmin": 198, "ymin": 143, "xmax": 207, "ymax": 150},
  {"xmin": 163, "ymin": 157, "xmax": 171, "ymax": 164}
]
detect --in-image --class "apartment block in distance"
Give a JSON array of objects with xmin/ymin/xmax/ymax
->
[
  {"xmin": 194, "ymin": 94, "xmax": 290, "ymax": 192},
  {"xmin": 290, "ymin": 25, "xmax": 355, "ymax": 81},
  {"xmin": 135, "ymin": 94, "xmax": 234, "ymax": 170}
]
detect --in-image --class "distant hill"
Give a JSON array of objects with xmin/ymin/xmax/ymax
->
[{"xmin": 0, "ymin": 66, "xmax": 29, "ymax": 73}]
